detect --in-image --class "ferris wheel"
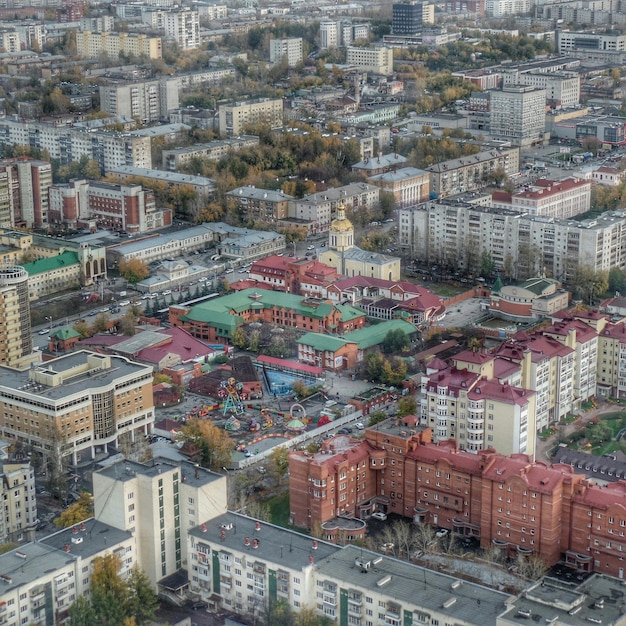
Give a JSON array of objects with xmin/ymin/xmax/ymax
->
[{"xmin": 218, "ymin": 376, "xmax": 245, "ymax": 415}]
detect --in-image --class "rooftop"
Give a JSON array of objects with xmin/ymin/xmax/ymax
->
[{"xmin": 23, "ymin": 250, "xmax": 79, "ymax": 276}]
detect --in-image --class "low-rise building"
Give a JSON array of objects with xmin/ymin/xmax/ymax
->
[
  {"xmin": 227, "ymin": 186, "xmax": 293, "ymax": 224},
  {"xmin": 162, "ymin": 136, "xmax": 259, "ymax": 171},
  {"xmin": 346, "ymin": 46, "xmax": 394, "ymax": 75},
  {"xmin": 218, "ymin": 98, "xmax": 283, "ymax": 136},
  {"xmin": 489, "ymin": 277, "xmax": 570, "ymax": 321}
]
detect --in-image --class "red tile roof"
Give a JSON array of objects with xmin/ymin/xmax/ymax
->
[
  {"xmin": 453, "ymin": 349, "xmax": 495, "ymax": 365},
  {"xmin": 514, "ymin": 177, "xmax": 589, "ymax": 200},
  {"xmin": 468, "ymin": 379, "xmax": 534, "ymax": 406},
  {"xmin": 425, "ymin": 367, "xmax": 479, "ymax": 396}
]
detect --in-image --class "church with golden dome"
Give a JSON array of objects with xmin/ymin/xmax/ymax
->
[{"xmin": 319, "ymin": 202, "xmax": 401, "ymax": 281}]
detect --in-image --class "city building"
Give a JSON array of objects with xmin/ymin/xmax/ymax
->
[
  {"xmin": 218, "ymin": 98, "xmax": 283, "ymax": 137},
  {"xmin": 79, "ymin": 15, "xmax": 114, "ymax": 32},
  {"xmin": 489, "ymin": 277, "xmax": 570, "ymax": 321},
  {"xmin": 0, "ymin": 463, "xmax": 37, "ymax": 543},
  {"xmin": 489, "ymin": 86, "xmax": 547, "ymax": 147},
  {"xmin": 0, "ymin": 351, "xmax": 154, "ymax": 465},
  {"xmin": 319, "ymin": 202, "xmax": 401, "ymax": 281},
  {"xmin": 75, "ymin": 30, "xmax": 163, "ymax": 59},
  {"xmin": 556, "ymin": 30, "xmax": 626, "ymax": 54},
  {"xmin": 99, "ymin": 77, "xmax": 180, "ymax": 123},
  {"xmin": 93, "ymin": 457, "xmax": 227, "ymax": 587},
  {"xmin": 368, "ymin": 166, "xmax": 430, "ymax": 206},
  {"xmin": 162, "ymin": 136, "xmax": 259, "ymax": 171},
  {"xmin": 48, "ymin": 180, "xmax": 171, "ymax": 234},
  {"xmin": 597, "ymin": 321, "xmax": 626, "ymax": 399},
  {"xmin": 164, "ymin": 8, "xmax": 199, "ymax": 50},
  {"xmin": 426, "ymin": 147, "xmax": 520, "ymax": 198},
  {"xmin": 0, "ymin": 157, "xmax": 52, "ymax": 229},
  {"xmin": 346, "ymin": 46, "xmax": 394, "ymax": 75},
  {"xmin": 227, "ymin": 186, "xmax": 293, "ymax": 224},
  {"xmin": 392, "ymin": 1, "xmax": 435, "ymax": 35},
  {"xmin": 0, "ymin": 267, "xmax": 37, "ymax": 370},
  {"xmin": 501, "ymin": 69, "xmax": 580, "ymax": 109},
  {"xmin": 485, "ymin": 0, "xmax": 531, "ymax": 16},
  {"xmin": 269, "ymin": 37, "xmax": 303, "ymax": 67},
  {"xmin": 352, "ymin": 153, "xmax": 407, "ymax": 177},
  {"xmin": 169, "ymin": 287, "xmax": 366, "ymax": 343},
  {"xmin": 0, "ymin": 120, "xmax": 152, "ymax": 173}
]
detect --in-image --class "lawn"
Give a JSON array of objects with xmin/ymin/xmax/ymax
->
[
  {"xmin": 265, "ymin": 492, "xmax": 307, "ymax": 533},
  {"xmin": 428, "ymin": 283, "xmax": 467, "ymax": 298}
]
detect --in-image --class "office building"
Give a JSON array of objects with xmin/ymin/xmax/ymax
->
[
  {"xmin": 0, "ymin": 267, "xmax": 36, "ymax": 370},
  {"xmin": 99, "ymin": 77, "xmax": 179, "ymax": 124},
  {"xmin": 556, "ymin": 30, "xmax": 626, "ymax": 54},
  {"xmin": 368, "ymin": 166, "xmax": 430, "ymax": 206},
  {"xmin": 490, "ymin": 86, "xmax": 547, "ymax": 147},
  {"xmin": 346, "ymin": 46, "xmax": 394, "ymax": 75},
  {"xmin": 75, "ymin": 31, "xmax": 162, "ymax": 60},
  {"xmin": 0, "ymin": 351, "xmax": 154, "ymax": 465},
  {"xmin": 218, "ymin": 98, "xmax": 283, "ymax": 137},
  {"xmin": 93, "ymin": 457, "xmax": 227, "ymax": 586},
  {"xmin": 164, "ymin": 8, "xmax": 199, "ymax": 50},
  {"xmin": 319, "ymin": 20, "xmax": 341, "ymax": 49},
  {"xmin": 269, "ymin": 37, "xmax": 303, "ymax": 67},
  {"xmin": 501, "ymin": 69, "xmax": 580, "ymax": 109},
  {"xmin": 392, "ymin": 1, "xmax": 434, "ymax": 35}
]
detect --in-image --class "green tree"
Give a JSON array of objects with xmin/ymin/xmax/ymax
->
[
  {"xmin": 587, "ymin": 421, "xmax": 612, "ymax": 446},
  {"xmin": 231, "ymin": 327, "xmax": 248, "ymax": 349},
  {"xmin": 365, "ymin": 351, "xmax": 385, "ymax": 382},
  {"xmin": 397, "ymin": 396, "xmax": 417, "ymax": 418},
  {"xmin": 91, "ymin": 554, "xmax": 131, "ymax": 626},
  {"xmin": 69, "ymin": 596, "xmax": 97, "ymax": 626},
  {"xmin": 217, "ymin": 277, "xmax": 231, "ymax": 296},
  {"xmin": 125, "ymin": 565, "xmax": 158, "ymax": 625},
  {"xmin": 381, "ymin": 356, "xmax": 407, "ymax": 386},
  {"xmin": 609, "ymin": 267, "xmax": 626, "ymax": 295},
  {"xmin": 381, "ymin": 328, "xmax": 410, "ymax": 354},
  {"xmin": 368, "ymin": 410, "xmax": 387, "ymax": 427},
  {"xmin": 571, "ymin": 268, "xmax": 609, "ymax": 304}
]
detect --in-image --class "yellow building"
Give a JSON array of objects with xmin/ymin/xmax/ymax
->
[
  {"xmin": 75, "ymin": 31, "xmax": 162, "ymax": 60},
  {"xmin": 319, "ymin": 202, "xmax": 401, "ymax": 281}
]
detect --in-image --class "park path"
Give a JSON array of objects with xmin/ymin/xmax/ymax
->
[{"xmin": 535, "ymin": 402, "xmax": 623, "ymax": 462}]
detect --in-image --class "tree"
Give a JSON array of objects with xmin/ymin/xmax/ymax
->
[
  {"xmin": 125, "ymin": 565, "xmax": 158, "ymax": 625},
  {"xmin": 217, "ymin": 277, "xmax": 231, "ymax": 296},
  {"xmin": 54, "ymin": 492, "xmax": 94, "ymax": 527},
  {"xmin": 69, "ymin": 596, "xmax": 97, "ymax": 626},
  {"xmin": 268, "ymin": 446, "xmax": 290, "ymax": 484},
  {"xmin": 397, "ymin": 396, "xmax": 417, "ymax": 418},
  {"xmin": 178, "ymin": 418, "xmax": 234, "ymax": 470},
  {"xmin": 118, "ymin": 258, "xmax": 149, "ymax": 284},
  {"xmin": 91, "ymin": 554, "xmax": 130, "ymax": 626},
  {"xmin": 368, "ymin": 410, "xmax": 387, "ymax": 427},
  {"xmin": 571, "ymin": 268, "xmax": 608, "ymax": 304},
  {"xmin": 381, "ymin": 356, "xmax": 407, "ymax": 386},
  {"xmin": 381, "ymin": 328, "xmax": 410, "ymax": 354},
  {"xmin": 609, "ymin": 267, "xmax": 626, "ymax": 295},
  {"xmin": 365, "ymin": 351, "xmax": 385, "ymax": 382}
]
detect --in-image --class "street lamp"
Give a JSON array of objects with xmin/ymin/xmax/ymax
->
[{"xmin": 45, "ymin": 316, "xmax": 52, "ymax": 328}]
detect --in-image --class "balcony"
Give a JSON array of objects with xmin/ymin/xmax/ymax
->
[{"xmin": 323, "ymin": 594, "xmax": 337, "ymax": 606}]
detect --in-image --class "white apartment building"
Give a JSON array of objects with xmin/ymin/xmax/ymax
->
[
  {"xmin": 490, "ymin": 86, "xmax": 547, "ymax": 147},
  {"xmin": 398, "ymin": 202, "xmax": 626, "ymax": 282},
  {"xmin": 0, "ymin": 351, "xmax": 155, "ymax": 465},
  {"xmin": 164, "ymin": 8, "xmax": 200, "ymax": 50},
  {"xmin": 94, "ymin": 458, "xmax": 227, "ymax": 587},
  {"xmin": 99, "ymin": 77, "xmax": 179, "ymax": 123},
  {"xmin": 0, "ymin": 120, "xmax": 152, "ymax": 173},
  {"xmin": 218, "ymin": 98, "xmax": 283, "ymax": 136},
  {"xmin": 501, "ymin": 69, "xmax": 580, "ymax": 109},
  {"xmin": 485, "ymin": 0, "xmax": 531, "ymax": 16},
  {"xmin": 79, "ymin": 16, "xmax": 114, "ymax": 32},
  {"xmin": 269, "ymin": 37, "xmax": 303, "ymax": 67},
  {"xmin": 0, "ymin": 31, "xmax": 20, "ymax": 53},
  {"xmin": 346, "ymin": 46, "xmax": 394, "ymax": 75}
]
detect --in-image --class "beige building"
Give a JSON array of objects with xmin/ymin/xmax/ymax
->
[
  {"xmin": 0, "ymin": 463, "xmax": 37, "ymax": 543},
  {"xmin": 75, "ymin": 31, "xmax": 163, "ymax": 60},
  {"xmin": 346, "ymin": 45, "xmax": 394, "ymax": 75},
  {"xmin": 218, "ymin": 99, "xmax": 283, "ymax": 137},
  {"xmin": 320, "ymin": 202, "xmax": 401, "ymax": 281},
  {"xmin": 94, "ymin": 457, "xmax": 227, "ymax": 587},
  {"xmin": 0, "ymin": 351, "xmax": 154, "ymax": 465},
  {"xmin": 164, "ymin": 8, "xmax": 199, "ymax": 50},
  {"xmin": 269, "ymin": 37, "xmax": 303, "ymax": 67},
  {"xmin": 368, "ymin": 166, "xmax": 430, "ymax": 206},
  {"xmin": 490, "ymin": 86, "xmax": 547, "ymax": 148}
]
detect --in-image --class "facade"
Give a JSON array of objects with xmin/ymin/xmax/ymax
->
[
  {"xmin": 368, "ymin": 166, "xmax": 430, "ymax": 206},
  {"xmin": 426, "ymin": 147, "xmax": 520, "ymax": 198},
  {"xmin": 0, "ymin": 120, "xmax": 152, "ymax": 173},
  {"xmin": 346, "ymin": 46, "xmax": 394, "ymax": 75},
  {"xmin": 398, "ymin": 201, "xmax": 626, "ymax": 282},
  {"xmin": 0, "ymin": 351, "xmax": 154, "ymax": 465},
  {"xmin": 164, "ymin": 8, "xmax": 199, "ymax": 49},
  {"xmin": 485, "ymin": 0, "xmax": 531, "ymax": 16},
  {"xmin": 75, "ymin": 31, "xmax": 163, "ymax": 59},
  {"xmin": 489, "ymin": 86, "xmax": 547, "ymax": 147},
  {"xmin": 218, "ymin": 98, "xmax": 283, "ymax": 137},
  {"xmin": 99, "ymin": 78, "xmax": 179, "ymax": 123},
  {"xmin": 93, "ymin": 457, "xmax": 227, "ymax": 586},
  {"xmin": 162, "ymin": 136, "xmax": 259, "ymax": 171},
  {"xmin": 269, "ymin": 37, "xmax": 303, "ymax": 67},
  {"xmin": 0, "ymin": 267, "xmax": 36, "ymax": 370},
  {"xmin": 501, "ymin": 69, "xmax": 580, "ymax": 109},
  {"xmin": 227, "ymin": 186, "xmax": 293, "ymax": 224},
  {"xmin": 597, "ymin": 321, "xmax": 626, "ymax": 398},
  {"xmin": 0, "ymin": 157, "xmax": 52, "ymax": 229},
  {"xmin": 48, "ymin": 179, "xmax": 171, "ymax": 234}
]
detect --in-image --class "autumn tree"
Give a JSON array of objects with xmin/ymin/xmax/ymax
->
[
  {"xmin": 397, "ymin": 396, "xmax": 417, "ymax": 418},
  {"xmin": 118, "ymin": 258, "xmax": 150, "ymax": 284},
  {"xmin": 178, "ymin": 418, "xmax": 234, "ymax": 470},
  {"xmin": 54, "ymin": 492, "xmax": 94, "ymax": 528}
]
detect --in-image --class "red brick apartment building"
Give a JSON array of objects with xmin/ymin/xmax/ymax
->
[{"xmin": 289, "ymin": 418, "xmax": 626, "ymax": 577}]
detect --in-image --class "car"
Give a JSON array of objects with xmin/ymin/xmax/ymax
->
[
  {"xmin": 118, "ymin": 300, "xmax": 131, "ymax": 307},
  {"xmin": 257, "ymin": 466, "xmax": 266, "ymax": 474},
  {"xmin": 161, "ymin": 290, "xmax": 172, "ymax": 296},
  {"xmin": 307, "ymin": 245, "xmax": 315, "ymax": 250},
  {"xmin": 244, "ymin": 449, "xmax": 252, "ymax": 457},
  {"xmin": 191, "ymin": 601, "xmax": 208, "ymax": 610},
  {"xmin": 371, "ymin": 511, "xmax": 387, "ymax": 521},
  {"xmin": 337, "ymin": 427, "xmax": 352, "ymax": 435},
  {"xmin": 355, "ymin": 422, "xmax": 364, "ymax": 430},
  {"xmin": 225, "ymin": 268, "xmax": 234, "ymax": 274},
  {"xmin": 38, "ymin": 328, "xmax": 50, "ymax": 335},
  {"xmin": 88, "ymin": 311, "xmax": 98, "ymax": 316},
  {"xmin": 436, "ymin": 528, "xmax": 449, "ymax": 538}
]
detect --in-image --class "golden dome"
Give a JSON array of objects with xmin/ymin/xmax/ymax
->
[{"xmin": 330, "ymin": 201, "xmax": 353, "ymax": 232}]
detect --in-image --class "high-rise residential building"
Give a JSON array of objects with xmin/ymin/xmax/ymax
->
[
  {"xmin": 489, "ymin": 86, "xmax": 547, "ymax": 147},
  {"xmin": 218, "ymin": 98, "xmax": 283, "ymax": 136},
  {"xmin": 0, "ymin": 463, "xmax": 37, "ymax": 543},
  {"xmin": 392, "ymin": 1, "xmax": 434, "ymax": 34},
  {"xmin": 484, "ymin": 0, "xmax": 531, "ymax": 16},
  {"xmin": 75, "ymin": 30, "xmax": 162, "ymax": 59},
  {"xmin": 0, "ymin": 120, "xmax": 152, "ymax": 173},
  {"xmin": 93, "ymin": 457, "xmax": 227, "ymax": 586},
  {"xmin": 0, "ymin": 351, "xmax": 154, "ymax": 465},
  {"xmin": 99, "ymin": 77, "xmax": 179, "ymax": 123},
  {"xmin": 0, "ymin": 267, "xmax": 37, "ymax": 371},
  {"xmin": 164, "ymin": 8, "xmax": 199, "ymax": 50},
  {"xmin": 319, "ymin": 20, "xmax": 340, "ymax": 49},
  {"xmin": 79, "ymin": 15, "xmax": 114, "ymax": 32},
  {"xmin": 269, "ymin": 37, "xmax": 303, "ymax": 67},
  {"xmin": 0, "ymin": 158, "xmax": 52, "ymax": 229},
  {"xmin": 346, "ymin": 46, "xmax": 394, "ymax": 75}
]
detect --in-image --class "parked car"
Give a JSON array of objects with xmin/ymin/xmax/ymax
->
[
  {"xmin": 38, "ymin": 328, "xmax": 50, "ymax": 335},
  {"xmin": 191, "ymin": 601, "xmax": 208, "ymax": 610},
  {"xmin": 355, "ymin": 422, "xmax": 364, "ymax": 430},
  {"xmin": 371, "ymin": 511, "xmax": 387, "ymax": 521},
  {"xmin": 436, "ymin": 528, "xmax": 449, "ymax": 538},
  {"xmin": 307, "ymin": 245, "xmax": 315, "ymax": 250},
  {"xmin": 118, "ymin": 300, "xmax": 131, "ymax": 307},
  {"xmin": 337, "ymin": 427, "xmax": 352, "ymax": 435},
  {"xmin": 161, "ymin": 290, "xmax": 172, "ymax": 296}
]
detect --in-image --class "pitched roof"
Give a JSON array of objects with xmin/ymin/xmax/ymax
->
[
  {"xmin": 297, "ymin": 333, "xmax": 350, "ymax": 352},
  {"xmin": 345, "ymin": 319, "xmax": 417, "ymax": 350},
  {"xmin": 50, "ymin": 326, "xmax": 80, "ymax": 340}
]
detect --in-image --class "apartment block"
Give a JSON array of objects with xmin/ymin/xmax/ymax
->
[
  {"xmin": 164, "ymin": 8, "xmax": 199, "ymax": 50},
  {"xmin": 79, "ymin": 15, "xmax": 114, "ymax": 32},
  {"xmin": 597, "ymin": 321, "xmax": 626, "ymax": 398},
  {"xmin": 269, "ymin": 37, "xmax": 303, "ymax": 67},
  {"xmin": 226, "ymin": 186, "xmax": 293, "ymax": 224},
  {"xmin": 99, "ymin": 77, "xmax": 179, "ymax": 123},
  {"xmin": 485, "ymin": 0, "xmax": 531, "ymax": 16},
  {"xmin": 93, "ymin": 457, "xmax": 227, "ymax": 586},
  {"xmin": 501, "ymin": 69, "xmax": 580, "ymax": 108},
  {"xmin": 75, "ymin": 30, "xmax": 162, "ymax": 59},
  {"xmin": 0, "ymin": 120, "xmax": 152, "ymax": 173},
  {"xmin": 49, "ymin": 179, "xmax": 171, "ymax": 234},
  {"xmin": 346, "ymin": 46, "xmax": 394, "ymax": 75},
  {"xmin": 218, "ymin": 98, "xmax": 283, "ymax": 137},
  {"xmin": 162, "ymin": 136, "xmax": 259, "ymax": 171},
  {"xmin": 0, "ymin": 351, "xmax": 154, "ymax": 465},
  {"xmin": 426, "ymin": 147, "xmax": 520, "ymax": 198},
  {"xmin": 0, "ymin": 463, "xmax": 37, "ymax": 543},
  {"xmin": 0, "ymin": 157, "xmax": 52, "ymax": 229},
  {"xmin": 489, "ymin": 86, "xmax": 547, "ymax": 147}
]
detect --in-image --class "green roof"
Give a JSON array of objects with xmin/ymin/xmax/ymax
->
[
  {"xmin": 50, "ymin": 326, "xmax": 80, "ymax": 340},
  {"xmin": 23, "ymin": 251, "xmax": 80, "ymax": 276},
  {"xmin": 180, "ymin": 310, "xmax": 242, "ymax": 336},
  {"xmin": 492, "ymin": 276, "xmax": 503, "ymax": 294},
  {"xmin": 297, "ymin": 333, "xmax": 349, "ymax": 352},
  {"xmin": 345, "ymin": 319, "xmax": 417, "ymax": 350},
  {"xmin": 336, "ymin": 303, "xmax": 365, "ymax": 322},
  {"xmin": 520, "ymin": 277, "xmax": 555, "ymax": 296}
]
